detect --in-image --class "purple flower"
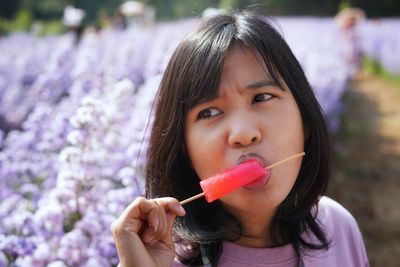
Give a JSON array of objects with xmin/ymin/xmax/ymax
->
[
  {"xmin": 57, "ymin": 229, "xmax": 89, "ymax": 266},
  {"xmin": 33, "ymin": 203, "xmax": 64, "ymax": 236},
  {"xmin": 0, "ymin": 250, "xmax": 8, "ymax": 267},
  {"xmin": 47, "ymin": 260, "xmax": 67, "ymax": 267}
]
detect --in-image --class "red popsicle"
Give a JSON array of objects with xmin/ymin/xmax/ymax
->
[
  {"xmin": 200, "ymin": 159, "xmax": 267, "ymax": 203},
  {"xmin": 180, "ymin": 152, "xmax": 305, "ymax": 205}
]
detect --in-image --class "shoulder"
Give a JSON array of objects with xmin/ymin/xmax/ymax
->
[
  {"xmin": 302, "ymin": 196, "xmax": 369, "ymax": 266},
  {"xmin": 314, "ymin": 196, "xmax": 363, "ymax": 242},
  {"xmin": 316, "ymin": 196, "xmax": 358, "ymax": 227}
]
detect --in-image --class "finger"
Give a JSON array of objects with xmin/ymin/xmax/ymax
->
[
  {"xmin": 117, "ymin": 197, "xmax": 185, "ymax": 239},
  {"xmin": 139, "ymin": 198, "xmax": 185, "ymax": 244},
  {"xmin": 142, "ymin": 210, "xmax": 178, "ymax": 246},
  {"xmin": 141, "ymin": 200, "xmax": 164, "ymax": 243},
  {"xmin": 120, "ymin": 197, "xmax": 154, "ymax": 221},
  {"xmin": 121, "ymin": 197, "xmax": 185, "ymax": 221},
  {"xmin": 142, "ymin": 199, "xmax": 174, "ymax": 243},
  {"xmin": 146, "ymin": 200, "xmax": 161, "ymax": 230},
  {"xmin": 154, "ymin": 199, "xmax": 184, "ymax": 245},
  {"xmin": 154, "ymin": 201, "xmax": 168, "ymax": 240},
  {"xmin": 153, "ymin": 197, "xmax": 186, "ymax": 217},
  {"xmin": 152, "ymin": 198, "xmax": 186, "ymax": 241},
  {"xmin": 119, "ymin": 197, "xmax": 150, "ymax": 221},
  {"xmin": 166, "ymin": 212, "xmax": 177, "ymax": 231},
  {"xmin": 111, "ymin": 197, "xmax": 155, "ymax": 237},
  {"xmin": 141, "ymin": 223, "xmax": 156, "ymax": 244}
]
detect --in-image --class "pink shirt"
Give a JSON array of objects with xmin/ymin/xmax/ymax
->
[{"xmin": 174, "ymin": 196, "xmax": 369, "ymax": 267}]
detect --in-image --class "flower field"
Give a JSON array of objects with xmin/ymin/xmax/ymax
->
[
  {"xmin": 359, "ymin": 18, "xmax": 400, "ymax": 75},
  {"xmin": 0, "ymin": 17, "xmax": 398, "ymax": 266}
]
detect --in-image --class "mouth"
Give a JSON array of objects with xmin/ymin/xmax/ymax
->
[
  {"xmin": 243, "ymin": 173, "xmax": 270, "ymax": 190},
  {"xmin": 237, "ymin": 152, "xmax": 267, "ymax": 167},
  {"xmin": 237, "ymin": 153, "xmax": 271, "ymax": 190}
]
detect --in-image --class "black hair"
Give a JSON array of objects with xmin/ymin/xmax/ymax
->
[{"xmin": 146, "ymin": 9, "xmax": 332, "ymax": 266}]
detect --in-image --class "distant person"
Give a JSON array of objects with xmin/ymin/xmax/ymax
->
[
  {"xmin": 119, "ymin": 1, "xmax": 145, "ymax": 28},
  {"xmin": 113, "ymin": 9, "xmax": 128, "ymax": 30},
  {"xmin": 62, "ymin": 5, "xmax": 85, "ymax": 44},
  {"xmin": 335, "ymin": 7, "xmax": 365, "ymax": 75},
  {"xmin": 111, "ymin": 9, "xmax": 370, "ymax": 267}
]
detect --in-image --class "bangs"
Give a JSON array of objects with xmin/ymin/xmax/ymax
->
[
  {"xmin": 178, "ymin": 16, "xmax": 287, "ymax": 115},
  {"xmin": 178, "ymin": 19, "xmax": 235, "ymax": 112},
  {"xmin": 233, "ymin": 15, "xmax": 286, "ymax": 90}
]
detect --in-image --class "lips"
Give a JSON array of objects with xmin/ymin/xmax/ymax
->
[
  {"xmin": 243, "ymin": 173, "xmax": 270, "ymax": 190},
  {"xmin": 237, "ymin": 153, "xmax": 271, "ymax": 190},
  {"xmin": 237, "ymin": 152, "xmax": 267, "ymax": 167}
]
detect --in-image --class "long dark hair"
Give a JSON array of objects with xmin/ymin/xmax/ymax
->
[{"xmin": 146, "ymin": 9, "xmax": 332, "ymax": 266}]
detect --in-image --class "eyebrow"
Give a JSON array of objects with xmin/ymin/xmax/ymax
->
[
  {"xmin": 196, "ymin": 79, "xmax": 285, "ymax": 107},
  {"xmin": 246, "ymin": 80, "xmax": 285, "ymax": 91}
]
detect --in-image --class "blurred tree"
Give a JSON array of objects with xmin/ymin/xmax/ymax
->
[
  {"xmin": 0, "ymin": 0, "xmax": 20, "ymax": 19},
  {"xmin": 219, "ymin": 0, "xmax": 261, "ymax": 10},
  {"xmin": 1, "ymin": 0, "xmax": 399, "ymax": 30},
  {"xmin": 218, "ymin": 0, "xmax": 341, "ymax": 16},
  {"xmin": 12, "ymin": 9, "xmax": 33, "ymax": 30},
  {"xmin": 351, "ymin": 0, "xmax": 399, "ymax": 17},
  {"xmin": 219, "ymin": 0, "xmax": 242, "ymax": 9},
  {"xmin": 35, "ymin": 0, "xmax": 69, "ymax": 20},
  {"xmin": 74, "ymin": 0, "xmax": 125, "ymax": 24},
  {"xmin": 147, "ymin": 0, "xmax": 219, "ymax": 18},
  {"xmin": 339, "ymin": 0, "xmax": 352, "ymax": 11}
]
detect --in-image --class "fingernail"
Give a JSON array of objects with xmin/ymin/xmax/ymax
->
[
  {"xmin": 177, "ymin": 205, "xmax": 186, "ymax": 215},
  {"xmin": 144, "ymin": 235, "xmax": 154, "ymax": 244},
  {"xmin": 153, "ymin": 218, "xmax": 158, "ymax": 232}
]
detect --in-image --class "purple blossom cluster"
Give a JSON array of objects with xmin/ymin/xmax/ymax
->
[
  {"xmin": 0, "ymin": 79, "xmax": 145, "ymax": 266},
  {"xmin": 278, "ymin": 17, "xmax": 350, "ymax": 131},
  {"xmin": 0, "ymin": 33, "xmax": 74, "ymax": 133},
  {"xmin": 0, "ymin": 25, "xmax": 153, "ymax": 134},
  {"xmin": 0, "ymin": 17, "xmax": 390, "ymax": 266},
  {"xmin": 359, "ymin": 18, "xmax": 400, "ymax": 75}
]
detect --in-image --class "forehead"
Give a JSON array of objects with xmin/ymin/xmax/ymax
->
[
  {"xmin": 225, "ymin": 45, "xmax": 265, "ymax": 66},
  {"xmin": 217, "ymin": 45, "xmax": 288, "ymax": 95},
  {"xmin": 182, "ymin": 43, "xmax": 285, "ymax": 110},
  {"xmin": 220, "ymin": 45, "xmax": 270, "ymax": 83}
]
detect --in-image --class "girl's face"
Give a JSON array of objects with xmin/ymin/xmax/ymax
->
[{"xmin": 184, "ymin": 46, "xmax": 305, "ymax": 217}]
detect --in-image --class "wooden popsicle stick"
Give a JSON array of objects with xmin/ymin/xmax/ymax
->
[
  {"xmin": 179, "ymin": 152, "xmax": 305, "ymax": 205},
  {"xmin": 180, "ymin": 192, "xmax": 205, "ymax": 205},
  {"xmin": 265, "ymin": 152, "xmax": 305, "ymax": 170}
]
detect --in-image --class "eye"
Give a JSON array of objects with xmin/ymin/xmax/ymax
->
[
  {"xmin": 252, "ymin": 93, "xmax": 274, "ymax": 103},
  {"xmin": 198, "ymin": 107, "xmax": 222, "ymax": 120}
]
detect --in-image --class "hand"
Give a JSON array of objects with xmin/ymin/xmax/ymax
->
[{"xmin": 111, "ymin": 197, "xmax": 186, "ymax": 267}]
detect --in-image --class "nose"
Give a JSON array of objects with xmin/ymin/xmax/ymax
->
[{"xmin": 227, "ymin": 117, "xmax": 262, "ymax": 147}]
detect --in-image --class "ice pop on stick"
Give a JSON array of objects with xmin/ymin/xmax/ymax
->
[
  {"xmin": 180, "ymin": 152, "xmax": 305, "ymax": 205},
  {"xmin": 199, "ymin": 159, "xmax": 266, "ymax": 203}
]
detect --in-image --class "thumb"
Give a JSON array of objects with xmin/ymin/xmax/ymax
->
[
  {"xmin": 153, "ymin": 198, "xmax": 185, "ymax": 247},
  {"xmin": 160, "ymin": 212, "xmax": 178, "ymax": 247},
  {"xmin": 165, "ymin": 201, "xmax": 185, "ymax": 236}
]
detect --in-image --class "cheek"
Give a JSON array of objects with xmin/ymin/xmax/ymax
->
[
  {"xmin": 185, "ymin": 126, "xmax": 222, "ymax": 180},
  {"xmin": 278, "ymin": 104, "xmax": 304, "ymax": 149},
  {"xmin": 275, "ymin": 118, "xmax": 304, "ymax": 187},
  {"xmin": 293, "ymin": 114, "xmax": 305, "ymax": 150}
]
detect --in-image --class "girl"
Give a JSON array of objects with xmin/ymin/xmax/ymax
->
[{"xmin": 111, "ymin": 10, "xmax": 369, "ymax": 267}]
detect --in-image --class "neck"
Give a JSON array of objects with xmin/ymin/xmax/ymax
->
[
  {"xmin": 225, "ymin": 206, "xmax": 275, "ymax": 248},
  {"xmin": 236, "ymin": 234, "xmax": 272, "ymax": 248}
]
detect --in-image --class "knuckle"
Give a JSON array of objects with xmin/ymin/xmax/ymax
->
[
  {"xmin": 110, "ymin": 220, "xmax": 122, "ymax": 234},
  {"xmin": 134, "ymin": 196, "xmax": 147, "ymax": 203}
]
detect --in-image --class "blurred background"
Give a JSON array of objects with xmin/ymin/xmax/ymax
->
[{"xmin": 0, "ymin": 0, "xmax": 399, "ymax": 266}]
